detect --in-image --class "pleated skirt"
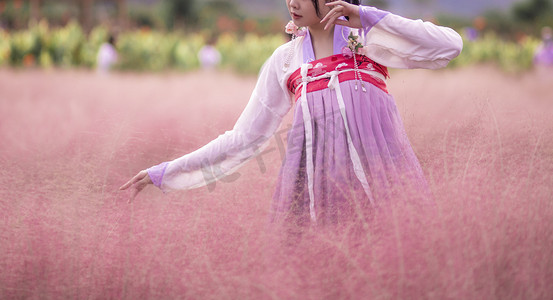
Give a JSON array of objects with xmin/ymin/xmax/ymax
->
[{"xmin": 271, "ymin": 79, "xmax": 432, "ymax": 227}]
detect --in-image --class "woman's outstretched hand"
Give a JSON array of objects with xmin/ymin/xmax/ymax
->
[
  {"xmin": 119, "ymin": 170, "xmax": 153, "ymax": 203},
  {"xmin": 320, "ymin": 1, "xmax": 362, "ymax": 31}
]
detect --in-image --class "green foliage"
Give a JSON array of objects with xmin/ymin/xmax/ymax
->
[
  {"xmin": 129, "ymin": 8, "xmax": 159, "ymax": 29},
  {"xmin": 437, "ymin": 0, "xmax": 553, "ymax": 40},
  {"xmin": 0, "ymin": 21, "xmax": 544, "ymax": 74},
  {"xmin": 9, "ymin": 29, "xmax": 36, "ymax": 65},
  {"xmin": 117, "ymin": 30, "xmax": 180, "ymax": 71},
  {"xmin": 47, "ymin": 21, "xmax": 85, "ymax": 67},
  {"xmin": 448, "ymin": 32, "xmax": 540, "ymax": 73},
  {"xmin": 32, "ymin": 20, "xmax": 52, "ymax": 68},
  {"xmin": 217, "ymin": 33, "xmax": 284, "ymax": 74},
  {"xmin": 173, "ymin": 34, "xmax": 204, "ymax": 69},
  {"xmin": 80, "ymin": 26, "xmax": 110, "ymax": 68},
  {"xmin": 0, "ymin": 30, "xmax": 11, "ymax": 66}
]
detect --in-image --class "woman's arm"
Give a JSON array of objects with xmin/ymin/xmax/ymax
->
[
  {"xmin": 121, "ymin": 47, "xmax": 293, "ymax": 199},
  {"xmin": 322, "ymin": 1, "xmax": 463, "ymax": 69}
]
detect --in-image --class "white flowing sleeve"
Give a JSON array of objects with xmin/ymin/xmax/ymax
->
[
  {"xmin": 358, "ymin": 6, "xmax": 463, "ymax": 69},
  {"xmin": 147, "ymin": 46, "xmax": 293, "ymax": 193}
]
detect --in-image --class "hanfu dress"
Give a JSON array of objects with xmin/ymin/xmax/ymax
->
[{"xmin": 146, "ymin": 6, "xmax": 463, "ymax": 226}]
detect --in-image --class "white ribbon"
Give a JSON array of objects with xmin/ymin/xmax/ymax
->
[
  {"xmin": 327, "ymin": 73, "xmax": 376, "ymax": 206},
  {"xmin": 299, "ymin": 63, "xmax": 317, "ymax": 222}
]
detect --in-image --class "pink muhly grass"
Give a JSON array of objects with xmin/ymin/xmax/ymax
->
[{"xmin": 0, "ymin": 66, "xmax": 552, "ymax": 299}]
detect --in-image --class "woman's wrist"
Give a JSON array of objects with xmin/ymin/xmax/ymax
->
[{"xmin": 147, "ymin": 161, "xmax": 169, "ymax": 188}]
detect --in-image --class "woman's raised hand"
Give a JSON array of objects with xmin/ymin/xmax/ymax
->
[
  {"xmin": 320, "ymin": 1, "xmax": 362, "ymax": 31},
  {"xmin": 119, "ymin": 170, "xmax": 153, "ymax": 203}
]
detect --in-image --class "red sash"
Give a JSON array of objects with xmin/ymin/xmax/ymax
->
[{"xmin": 287, "ymin": 54, "xmax": 389, "ymax": 101}]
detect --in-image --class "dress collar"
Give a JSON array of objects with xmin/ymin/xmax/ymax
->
[{"xmin": 302, "ymin": 23, "xmax": 350, "ymax": 63}]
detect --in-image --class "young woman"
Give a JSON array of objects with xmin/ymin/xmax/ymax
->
[{"xmin": 120, "ymin": 0, "xmax": 462, "ymax": 226}]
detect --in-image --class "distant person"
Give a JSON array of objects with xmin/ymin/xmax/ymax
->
[
  {"xmin": 534, "ymin": 27, "xmax": 553, "ymax": 67},
  {"xmin": 197, "ymin": 36, "xmax": 221, "ymax": 70},
  {"xmin": 97, "ymin": 35, "xmax": 118, "ymax": 73}
]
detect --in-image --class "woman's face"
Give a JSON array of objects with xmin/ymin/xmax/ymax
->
[{"xmin": 286, "ymin": 0, "xmax": 331, "ymax": 28}]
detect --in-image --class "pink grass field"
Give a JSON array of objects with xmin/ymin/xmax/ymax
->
[{"xmin": 1, "ymin": 66, "xmax": 552, "ymax": 299}]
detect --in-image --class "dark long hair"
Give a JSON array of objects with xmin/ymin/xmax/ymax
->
[{"xmin": 312, "ymin": 0, "xmax": 360, "ymax": 17}]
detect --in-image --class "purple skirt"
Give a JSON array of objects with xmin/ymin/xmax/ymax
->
[{"xmin": 271, "ymin": 79, "xmax": 431, "ymax": 227}]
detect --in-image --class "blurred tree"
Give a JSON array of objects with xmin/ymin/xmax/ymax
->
[
  {"xmin": 510, "ymin": 0, "xmax": 553, "ymax": 37},
  {"xmin": 116, "ymin": 0, "xmax": 127, "ymax": 28},
  {"xmin": 29, "ymin": 0, "xmax": 41, "ymax": 24},
  {"xmin": 79, "ymin": 0, "xmax": 93, "ymax": 31},
  {"xmin": 483, "ymin": 10, "xmax": 515, "ymax": 38},
  {"xmin": 129, "ymin": 7, "xmax": 158, "ymax": 28},
  {"xmin": 195, "ymin": 0, "xmax": 242, "ymax": 32},
  {"xmin": 512, "ymin": 0, "xmax": 552, "ymax": 22},
  {"xmin": 164, "ymin": 0, "xmax": 197, "ymax": 29}
]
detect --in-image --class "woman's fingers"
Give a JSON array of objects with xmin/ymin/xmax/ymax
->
[
  {"xmin": 322, "ymin": 9, "xmax": 345, "ymax": 30},
  {"xmin": 126, "ymin": 171, "xmax": 152, "ymax": 203},
  {"xmin": 324, "ymin": 0, "xmax": 348, "ymax": 21},
  {"xmin": 320, "ymin": 5, "xmax": 344, "ymax": 26},
  {"xmin": 119, "ymin": 177, "xmax": 134, "ymax": 191},
  {"xmin": 325, "ymin": 0, "xmax": 349, "ymax": 9},
  {"xmin": 322, "ymin": 1, "xmax": 362, "ymax": 29},
  {"xmin": 119, "ymin": 170, "xmax": 147, "ymax": 190},
  {"xmin": 119, "ymin": 180, "xmax": 133, "ymax": 191}
]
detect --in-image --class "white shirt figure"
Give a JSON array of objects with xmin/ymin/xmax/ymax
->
[
  {"xmin": 534, "ymin": 27, "xmax": 553, "ymax": 67},
  {"xmin": 97, "ymin": 40, "xmax": 118, "ymax": 73},
  {"xmin": 198, "ymin": 45, "xmax": 221, "ymax": 70}
]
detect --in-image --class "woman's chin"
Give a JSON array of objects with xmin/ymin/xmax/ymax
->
[{"xmin": 292, "ymin": 20, "xmax": 303, "ymax": 27}]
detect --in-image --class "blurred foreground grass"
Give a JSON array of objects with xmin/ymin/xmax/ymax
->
[{"xmin": 0, "ymin": 21, "xmax": 541, "ymax": 74}]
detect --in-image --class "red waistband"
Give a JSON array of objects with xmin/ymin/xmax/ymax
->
[{"xmin": 287, "ymin": 54, "xmax": 389, "ymax": 101}]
